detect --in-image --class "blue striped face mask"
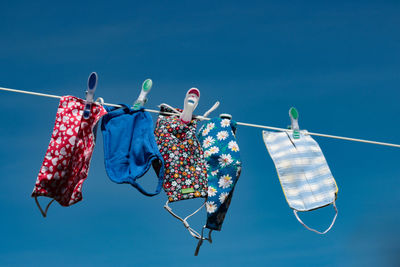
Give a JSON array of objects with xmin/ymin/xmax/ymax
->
[{"xmin": 263, "ymin": 130, "xmax": 338, "ymax": 234}]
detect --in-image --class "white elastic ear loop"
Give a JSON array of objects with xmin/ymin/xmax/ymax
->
[
  {"xmin": 95, "ymin": 97, "xmax": 105, "ymax": 106},
  {"xmin": 293, "ymin": 201, "xmax": 338, "ymax": 235},
  {"xmin": 202, "ymin": 101, "xmax": 220, "ymax": 118},
  {"xmin": 164, "ymin": 200, "xmax": 210, "ymax": 240},
  {"xmin": 158, "ymin": 103, "xmax": 181, "ymax": 116},
  {"xmin": 160, "ymin": 101, "xmax": 219, "ymax": 120}
]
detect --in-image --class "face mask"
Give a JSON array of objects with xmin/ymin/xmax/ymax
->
[
  {"xmin": 101, "ymin": 105, "xmax": 165, "ymax": 196},
  {"xmin": 155, "ymin": 106, "xmax": 207, "ymax": 237},
  {"xmin": 32, "ymin": 95, "xmax": 107, "ymax": 217},
  {"xmin": 154, "ymin": 105, "xmax": 209, "ymax": 239},
  {"xmin": 262, "ymin": 130, "xmax": 338, "ymax": 234},
  {"xmin": 195, "ymin": 115, "xmax": 242, "ymax": 255},
  {"xmin": 156, "ymin": 105, "xmax": 208, "ymax": 201}
]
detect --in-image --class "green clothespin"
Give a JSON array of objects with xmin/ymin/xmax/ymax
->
[
  {"xmin": 133, "ymin": 79, "xmax": 153, "ymax": 110},
  {"xmin": 289, "ymin": 107, "xmax": 300, "ymax": 139}
]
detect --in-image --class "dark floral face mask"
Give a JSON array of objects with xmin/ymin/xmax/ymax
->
[
  {"xmin": 155, "ymin": 106, "xmax": 208, "ymax": 202},
  {"xmin": 154, "ymin": 104, "xmax": 209, "ymax": 240}
]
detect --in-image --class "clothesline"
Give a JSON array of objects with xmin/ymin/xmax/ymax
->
[{"xmin": 1, "ymin": 86, "xmax": 399, "ymax": 149}]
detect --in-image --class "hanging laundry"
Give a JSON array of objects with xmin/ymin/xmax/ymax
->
[
  {"xmin": 262, "ymin": 130, "xmax": 338, "ymax": 234},
  {"xmin": 32, "ymin": 95, "xmax": 107, "ymax": 217},
  {"xmin": 154, "ymin": 103, "xmax": 208, "ymax": 239},
  {"xmin": 155, "ymin": 104, "xmax": 208, "ymax": 201},
  {"xmin": 195, "ymin": 115, "xmax": 242, "ymax": 255},
  {"xmin": 101, "ymin": 104, "xmax": 164, "ymax": 196}
]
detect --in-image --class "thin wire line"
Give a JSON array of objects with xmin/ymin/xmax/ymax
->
[{"xmin": 1, "ymin": 86, "xmax": 399, "ymax": 149}]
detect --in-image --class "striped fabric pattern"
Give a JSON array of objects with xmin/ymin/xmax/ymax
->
[{"xmin": 263, "ymin": 130, "xmax": 338, "ymax": 211}]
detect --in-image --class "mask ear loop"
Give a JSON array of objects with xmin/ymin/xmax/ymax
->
[
  {"xmin": 164, "ymin": 200, "xmax": 210, "ymax": 240},
  {"xmin": 202, "ymin": 101, "xmax": 220, "ymax": 119},
  {"xmin": 194, "ymin": 226, "xmax": 206, "ymax": 256},
  {"xmin": 293, "ymin": 201, "xmax": 338, "ymax": 234},
  {"xmin": 34, "ymin": 196, "xmax": 55, "ymax": 218},
  {"xmin": 194, "ymin": 227, "xmax": 214, "ymax": 256},
  {"xmin": 159, "ymin": 103, "xmax": 181, "ymax": 116},
  {"xmin": 159, "ymin": 101, "xmax": 219, "ymax": 120},
  {"xmin": 208, "ymin": 229, "xmax": 213, "ymax": 243},
  {"xmin": 95, "ymin": 97, "xmax": 105, "ymax": 106}
]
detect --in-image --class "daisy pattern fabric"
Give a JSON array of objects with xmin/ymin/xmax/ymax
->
[
  {"xmin": 197, "ymin": 117, "xmax": 242, "ymax": 231},
  {"xmin": 32, "ymin": 96, "xmax": 107, "ymax": 214},
  {"xmin": 154, "ymin": 106, "xmax": 208, "ymax": 202}
]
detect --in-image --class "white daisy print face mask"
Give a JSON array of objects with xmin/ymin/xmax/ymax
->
[
  {"xmin": 196, "ymin": 116, "xmax": 242, "ymax": 255},
  {"xmin": 197, "ymin": 116, "xmax": 242, "ymax": 231}
]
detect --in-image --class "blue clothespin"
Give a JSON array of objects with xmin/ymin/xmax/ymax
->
[
  {"xmin": 83, "ymin": 72, "xmax": 98, "ymax": 119},
  {"xmin": 133, "ymin": 79, "xmax": 153, "ymax": 110},
  {"xmin": 289, "ymin": 107, "xmax": 300, "ymax": 139}
]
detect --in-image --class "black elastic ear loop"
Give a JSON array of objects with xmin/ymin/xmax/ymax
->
[
  {"xmin": 194, "ymin": 227, "xmax": 213, "ymax": 256},
  {"xmin": 35, "ymin": 196, "xmax": 55, "ymax": 218}
]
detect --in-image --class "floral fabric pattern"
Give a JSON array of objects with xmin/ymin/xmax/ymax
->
[
  {"xmin": 32, "ymin": 96, "xmax": 107, "ymax": 206},
  {"xmin": 198, "ymin": 117, "xmax": 242, "ymax": 231},
  {"xmin": 154, "ymin": 106, "xmax": 208, "ymax": 202}
]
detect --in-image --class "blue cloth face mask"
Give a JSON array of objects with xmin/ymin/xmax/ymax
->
[
  {"xmin": 262, "ymin": 130, "xmax": 338, "ymax": 234},
  {"xmin": 101, "ymin": 104, "xmax": 165, "ymax": 196},
  {"xmin": 195, "ymin": 116, "xmax": 242, "ymax": 255}
]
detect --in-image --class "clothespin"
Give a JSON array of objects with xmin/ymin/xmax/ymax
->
[
  {"xmin": 133, "ymin": 79, "xmax": 153, "ymax": 110},
  {"xmin": 180, "ymin": 88, "xmax": 200, "ymax": 123},
  {"xmin": 83, "ymin": 72, "xmax": 98, "ymax": 119},
  {"xmin": 289, "ymin": 107, "xmax": 300, "ymax": 139}
]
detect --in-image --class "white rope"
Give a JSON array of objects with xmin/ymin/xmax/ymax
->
[
  {"xmin": 1, "ymin": 86, "xmax": 400, "ymax": 149},
  {"xmin": 0, "ymin": 87, "xmax": 63, "ymax": 99}
]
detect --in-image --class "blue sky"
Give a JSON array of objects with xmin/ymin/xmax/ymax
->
[{"xmin": 0, "ymin": 1, "xmax": 400, "ymax": 266}]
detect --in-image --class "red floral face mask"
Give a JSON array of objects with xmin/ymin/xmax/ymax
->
[{"xmin": 32, "ymin": 96, "xmax": 107, "ymax": 217}]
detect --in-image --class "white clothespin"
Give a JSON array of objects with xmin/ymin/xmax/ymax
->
[
  {"xmin": 180, "ymin": 88, "xmax": 200, "ymax": 123},
  {"xmin": 83, "ymin": 72, "xmax": 98, "ymax": 119},
  {"xmin": 133, "ymin": 79, "xmax": 153, "ymax": 110},
  {"xmin": 289, "ymin": 107, "xmax": 300, "ymax": 139}
]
